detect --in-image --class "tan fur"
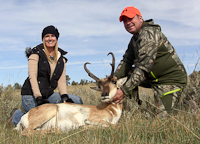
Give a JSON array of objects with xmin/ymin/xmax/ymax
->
[
  {"xmin": 14, "ymin": 52, "xmax": 124, "ymax": 136},
  {"xmin": 16, "ymin": 101, "xmax": 122, "ymax": 136},
  {"xmin": 82, "ymin": 102, "xmax": 123, "ymax": 126},
  {"xmin": 20, "ymin": 104, "xmax": 58, "ymax": 136},
  {"xmin": 28, "ymin": 104, "xmax": 58, "ymax": 127}
]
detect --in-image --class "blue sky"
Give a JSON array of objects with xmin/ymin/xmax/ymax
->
[{"xmin": 0, "ymin": 0, "xmax": 200, "ymax": 86}]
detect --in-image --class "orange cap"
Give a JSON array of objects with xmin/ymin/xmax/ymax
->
[{"xmin": 119, "ymin": 6, "xmax": 142, "ymax": 22}]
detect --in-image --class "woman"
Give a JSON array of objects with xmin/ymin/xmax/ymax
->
[{"xmin": 7, "ymin": 25, "xmax": 83, "ymax": 126}]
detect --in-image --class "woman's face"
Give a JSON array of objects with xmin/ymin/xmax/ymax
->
[{"xmin": 44, "ymin": 34, "xmax": 57, "ymax": 48}]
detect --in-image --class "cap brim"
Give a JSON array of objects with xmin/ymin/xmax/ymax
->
[{"xmin": 119, "ymin": 13, "xmax": 137, "ymax": 22}]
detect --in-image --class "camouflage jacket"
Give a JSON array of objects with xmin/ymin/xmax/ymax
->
[{"xmin": 114, "ymin": 19, "xmax": 187, "ymax": 96}]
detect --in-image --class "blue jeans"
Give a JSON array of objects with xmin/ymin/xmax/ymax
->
[{"xmin": 12, "ymin": 93, "xmax": 83, "ymax": 126}]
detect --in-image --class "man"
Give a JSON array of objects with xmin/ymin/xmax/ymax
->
[{"xmin": 112, "ymin": 6, "xmax": 187, "ymax": 117}]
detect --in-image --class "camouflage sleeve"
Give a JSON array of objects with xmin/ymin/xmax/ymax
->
[
  {"xmin": 120, "ymin": 67, "xmax": 146, "ymax": 96},
  {"xmin": 114, "ymin": 60, "xmax": 132, "ymax": 79},
  {"xmin": 120, "ymin": 28, "xmax": 163, "ymax": 96},
  {"xmin": 114, "ymin": 40, "xmax": 135, "ymax": 79},
  {"xmin": 135, "ymin": 28, "xmax": 163, "ymax": 72}
]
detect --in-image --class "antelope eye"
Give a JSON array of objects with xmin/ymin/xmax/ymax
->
[
  {"xmin": 98, "ymin": 85, "xmax": 101, "ymax": 89},
  {"xmin": 113, "ymin": 81, "xmax": 116, "ymax": 84}
]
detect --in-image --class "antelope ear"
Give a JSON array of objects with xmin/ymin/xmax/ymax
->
[{"xmin": 90, "ymin": 86, "xmax": 101, "ymax": 91}]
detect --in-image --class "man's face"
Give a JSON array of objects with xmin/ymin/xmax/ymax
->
[{"xmin": 122, "ymin": 15, "xmax": 143, "ymax": 35}]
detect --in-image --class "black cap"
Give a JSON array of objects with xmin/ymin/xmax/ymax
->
[{"xmin": 42, "ymin": 25, "xmax": 60, "ymax": 40}]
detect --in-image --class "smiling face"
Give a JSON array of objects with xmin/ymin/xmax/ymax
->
[
  {"xmin": 122, "ymin": 15, "xmax": 143, "ymax": 35},
  {"xmin": 44, "ymin": 34, "xmax": 57, "ymax": 49}
]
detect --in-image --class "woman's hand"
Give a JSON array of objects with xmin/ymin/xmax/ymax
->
[
  {"xmin": 61, "ymin": 94, "xmax": 74, "ymax": 103},
  {"xmin": 36, "ymin": 96, "xmax": 50, "ymax": 106}
]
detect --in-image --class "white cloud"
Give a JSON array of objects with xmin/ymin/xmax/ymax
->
[
  {"xmin": 1, "ymin": 0, "xmax": 199, "ymax": 43},
  {"xmin": 0, "ymin": 65, "xmax": 27, "ymax": 70},
  {"xmin": 0, "ymin": 0, "xmax": 200, "ymax": 85}
]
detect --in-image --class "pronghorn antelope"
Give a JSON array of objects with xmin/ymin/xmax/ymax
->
[{"xmin": 14, "ymin": 52, "xmax": 124, "ymax": 136}]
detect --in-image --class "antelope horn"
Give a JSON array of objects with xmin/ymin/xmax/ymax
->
[
  {"xmin": 107, "ymin": 52, "xmax": 115, "ymax": 78},
  {"xmin": 84, "ymin": 62, "xmax": 100, "ymax": 82}
]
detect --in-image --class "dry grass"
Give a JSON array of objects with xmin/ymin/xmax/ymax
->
[{"xmin": 1, "ymin": 82, "xmax": 200, "ymax": 143}]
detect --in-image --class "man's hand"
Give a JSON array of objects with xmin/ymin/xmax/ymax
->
[{"xmin": 112, "ymin": 88, "xmax": 125, "ymax": 104}]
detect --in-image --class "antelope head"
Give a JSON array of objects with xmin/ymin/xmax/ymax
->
[{"xmin": 84, "ymin": 52, "xmax": 117, "ymax": 102}]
